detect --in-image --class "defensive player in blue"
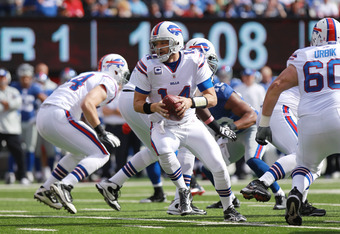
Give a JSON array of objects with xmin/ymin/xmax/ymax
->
[
  {"xmin": 197, "ymin": 75, "xmax": 287, "ymax": 210},
  {"xmin": 9, "ymin": 63, "xmax": 47, "ymax": 182}
]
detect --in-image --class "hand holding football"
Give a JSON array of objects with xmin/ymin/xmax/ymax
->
[{"xmin": 162, "ymin": 95, "xmax": 183, "ymax": 121}]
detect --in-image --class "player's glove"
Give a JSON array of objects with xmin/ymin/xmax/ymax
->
[
  {"xmin": 94, "ymin": 124, "xmax": 120, "ymax": 154},
  {"xmin": 208, "ymin": 119, "xmax": 237, "ymax": 141},
  {"xmin": 256, "ymin": 126, "xmax": 272, "ymax": 145},
  {"xmin": 219, "ymin": 125, "xmax": 237, "ymax": 141}
]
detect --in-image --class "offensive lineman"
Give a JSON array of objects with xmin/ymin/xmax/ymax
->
[
  {"xmin": 241, "ymin": 87, "xmax": 326, "ymax": 216},
  {"xmin": 34, "ymin": 53, "xmax": 128, "ymax": 214},
  {"xmin": 256, "ymin": 18, "xmax": 340, "ymax": 225}
]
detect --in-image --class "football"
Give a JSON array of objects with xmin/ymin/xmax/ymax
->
[{"xmin": 162, "ymin": 95, "xmax": 183, "ymax": 121}]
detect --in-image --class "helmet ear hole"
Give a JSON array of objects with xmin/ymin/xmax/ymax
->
[{"xmin": 115, "ymin": 71, "xmax": 118, "ymax": 75}]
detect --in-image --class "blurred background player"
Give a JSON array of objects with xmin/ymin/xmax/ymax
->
[
  {"xmin": 9, "ymin": 63, "xmax": 47, "ymax": 182},
  {"xmin": 0, "ymin": 68, "xmax": 30, "ymax": 185},
  {"xmin": 215, "ymin": 65, "xmax": 241, "ymax": 88},
  {"xmin": 34, "ymin": 53, "xmax": 127, "ymax": 214},
  {"xmin": 234, "ymin": 68, "xmax": 266, "ymax": 112},
  {"xmin": 59, "ymin": 67, "xmax": 78, "ymax": 85},
  {"xmin": 34, "ymin": 63, "xmax": 58, "ymax": 182}
]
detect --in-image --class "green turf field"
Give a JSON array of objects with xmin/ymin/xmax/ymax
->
[{"xmin": 0, "ymin": 178, "xmax": 339, "ymax": 233}]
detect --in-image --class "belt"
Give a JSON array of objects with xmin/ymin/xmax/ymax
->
[{"xmin": 122, "ymin": 89, "xmax": 134, "ymax": 92}]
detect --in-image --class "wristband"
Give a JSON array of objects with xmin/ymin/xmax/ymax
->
[
  {"xmin": 191, "ymin": 96, "xmax": 208, "ymax": 108},
  {"xmin": 143, "ymin": 102, "xmax": 154, "ymax": 114},
  {"xmin": 207, "ymin": 119, "xmax": 221, "ymax": 133},
  {"xmin": 94, "ymin": 124, "xmax": 105, "ymax": 135},
  {"xmin": 259, "ymin": 115, "xmax": 271, "ymax": 127},
  {"xmin": 228, "ymin": 123, "xmax": 237, "ymax": 130},
  {"xmin": 204, "ymin": 115, "xmax": 214, "ymax": 125}
]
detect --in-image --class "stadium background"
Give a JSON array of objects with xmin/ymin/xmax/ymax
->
[
  {"xmin": 0, "ymin": 18, "xmax": 317, "ymax": 80},
  {"xmin": 0, "ymin": 18, "xmax": 323, "ymax": 178}
]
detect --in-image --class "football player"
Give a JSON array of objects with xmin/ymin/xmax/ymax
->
[
  {"xmin": 241, "ymin": 86, "xmax": 326, "ymax": 216},
  {"xmin": 10, "ymin": 63, "xmax": 47, "ymax": 183},
  {"xmin": 96, "ymin": 21, "xmax": 245, "ymax": 222},
  {"xmin": 256, "ymin": 18, "xmax": 340, "ymax": 225},
  {"xmin": 34, "ymin": 53, "xmax": 128, "ymax": 214},
  {"xmin": 95, "ymin": 37, "xmax": 235, "ymax": 216}
]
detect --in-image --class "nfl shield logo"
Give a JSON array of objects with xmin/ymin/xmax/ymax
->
[{"xmin": 154, "ymin": 67, "xmax": 162, "ymax": 75}]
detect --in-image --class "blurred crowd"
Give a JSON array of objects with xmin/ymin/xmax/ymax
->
[{"xmin": 0, "ymin": 0, "xmax": 339, "ymax": 18}]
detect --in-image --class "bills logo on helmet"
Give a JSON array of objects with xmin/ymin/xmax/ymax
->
[
  {"xmin": 167, "ymin": 25, "xmax": 182, "ymax": 36},
  {"xmin": 106, "ymin": 59, "xmax": 125, "ymax": 68},
  {"xmin": 189, "ymin": 43, "xmax": 210, "ymax": 54}
]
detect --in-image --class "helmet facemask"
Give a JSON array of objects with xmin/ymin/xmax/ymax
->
[
  {"xmin": 150, "ymin": 37, "xmax": 179, "ymax": 62},
  {"xmin": 207, "ymin": 54, "xmax": 218, "ymax": 76}
]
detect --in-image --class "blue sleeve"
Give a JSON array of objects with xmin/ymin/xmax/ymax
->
[
  {"xmin": 135, "ymin": 86, "xmax": 150, "ymax": 95},
  {"xmin": 197, "ymin": 78, "xmax": 214, "ymax": 92},
  {"xmin": 32, "ymin": 83, "xmax": 43, "ymax": 97},
  {"xmin": 215, "ymin": 83, "xmax": 234, "ymax": 101}
]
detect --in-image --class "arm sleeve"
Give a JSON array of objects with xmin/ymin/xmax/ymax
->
[
  {"xmin": 130, "ymin": 58, "xmax": 151, "ymax": 94},
  {"xmin": 98, "ymin": 74, "xmax": 118, "ymax": 106}
]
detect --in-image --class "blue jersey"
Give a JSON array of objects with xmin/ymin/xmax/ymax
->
[
  {"xmin": 11, "ymin": 81, "xmax": 43, "ymax": 122},
  {"xmin": 209, "ymin": 82, "xmax": 257, "ymax": 125}
]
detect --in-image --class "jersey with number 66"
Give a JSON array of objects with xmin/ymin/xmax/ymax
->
[
  {"xmin": 288, "ymin": 44, "xmax": 340, "ymax": 117},
  {"xmin": 42, "ymin": 71, "xmax": 118, "ymax": 121}
]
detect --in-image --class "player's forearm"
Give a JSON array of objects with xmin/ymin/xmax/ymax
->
[
  {"xmin": 201, "ymin": 87, "xmax": 217, "ymax": 108},
  {"xmin": 81, "ymin": 102, "xmax": 101, "ymax": 128},
  {"xmin": 195, "ymin": 108, "xmax": 211, "ymax": 121},
  {"xmin": 234, "ymin": 111, "xmax": 257, "ymax": 130},
  {"xmin": 262, "ymin": 81, "xmax": 285, "ymax": 117}
]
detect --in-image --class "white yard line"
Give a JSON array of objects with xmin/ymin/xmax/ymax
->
[
  {"xmin": 18, "ymin": 228, "xmax": 57, "ymax": 232},
  {"xmin": 0, "ymin": 214, "xmax": 339, "ymax": 231},
  {"xmin": 0, "ymin": 210, "xmax": 27, "ymax": 213},
  {"xmin": 123, "ymin": 225, "xmax": 165, "ymax": 229}
]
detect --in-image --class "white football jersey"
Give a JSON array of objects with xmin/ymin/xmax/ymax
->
[
  {"xmin": 130, "ymin": 50, "xmax": 213, "ymax": 123},
  {"xmin": 288, "ymin": 43, "xmax": 340, "ymax": 117},
  {"xmin": 42, "ymin": 71, "xmax": 118, "ymax": 120}
]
